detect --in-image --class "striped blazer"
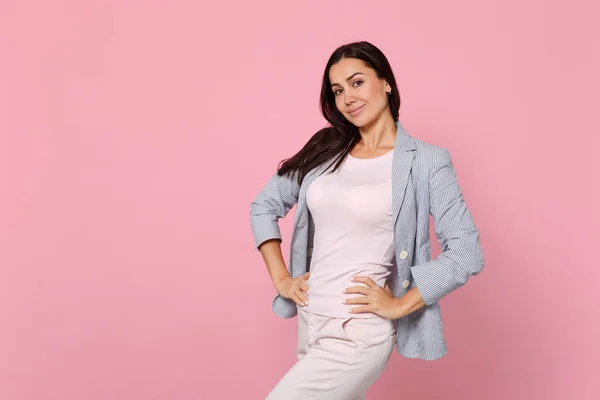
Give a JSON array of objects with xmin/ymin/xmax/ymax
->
[{"xmin": 250, "ymin": 120, "xmax": 485, "ymax": 361}]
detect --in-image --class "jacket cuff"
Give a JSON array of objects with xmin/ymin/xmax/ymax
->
[
  {"xmin": 410, "ymin": 260, "xmax": 460, "ymax": 305},
  {"xmin": 410, "ymin": 251, "xmax": 484, "ymax": 305},
  {"xmin": 251, "ymin": 214, "xmax": 282, "ymax": 251}
]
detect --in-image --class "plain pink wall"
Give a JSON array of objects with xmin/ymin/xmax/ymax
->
[{"xmin": 1, "ymin": 1, "xmax": 598, "ymax": 399}]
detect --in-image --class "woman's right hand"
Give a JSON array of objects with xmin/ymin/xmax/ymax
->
[{"xmin": 275, "ymin": 272, "xmax": 311, "ymax": 307}]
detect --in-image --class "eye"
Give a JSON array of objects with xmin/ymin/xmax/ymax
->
[
  {"xmin": 334, "ymin": 88, "xmax": 342, "ymax": 96},
  {"xmin": 353, "ymin": 80, "xmax": 363, "ymax": 87}
]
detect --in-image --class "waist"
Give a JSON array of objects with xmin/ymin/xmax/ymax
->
[{"xmin": 303, "ymin": 269, "xmax": 391, "ymax": 319}]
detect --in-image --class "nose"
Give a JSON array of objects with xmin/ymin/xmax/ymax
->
[{"xmin": 343, "ymin": 91, "xmax": 356, "ymax": 106}]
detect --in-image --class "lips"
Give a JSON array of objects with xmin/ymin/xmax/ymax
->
[{"xmin": 348, "ymin": 104, "xmax": 365, "ymax": 116}]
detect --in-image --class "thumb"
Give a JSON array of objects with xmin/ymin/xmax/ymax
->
[{"xmin": 302, "ymin": 271, "xmax": 311, "ymax": 280}]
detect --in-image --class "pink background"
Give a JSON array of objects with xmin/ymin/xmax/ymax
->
[{"xmin": 1, "ymin": 1, "xmax": 599, "ymax": 399}]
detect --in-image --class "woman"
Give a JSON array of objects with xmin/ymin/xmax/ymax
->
[{"xmin": 250, "ymin": 41, "xmax": 485, "ymax": 399}]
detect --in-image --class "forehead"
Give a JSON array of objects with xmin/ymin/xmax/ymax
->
[{"xmin": 329, "ymin": 58, "xmax": 374, "ymax": 82}]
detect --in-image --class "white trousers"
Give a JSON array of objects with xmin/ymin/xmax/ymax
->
[{"xmin": 266, "ymin": 307, "xmax": 397, "ymax": 400}]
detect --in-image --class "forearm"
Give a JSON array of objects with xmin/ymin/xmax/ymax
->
[
  {"xmin": 394, "ymin": 287, "xmax": 426, "ymax": 319},
  {"xmin": 258, "ymin": 239, "xmax": 291, "ymax": 288}
]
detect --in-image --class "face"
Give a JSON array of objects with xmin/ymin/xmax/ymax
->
[{"xmin": 328, "ymin": 57, "xmax": 391, "ymax": 127}]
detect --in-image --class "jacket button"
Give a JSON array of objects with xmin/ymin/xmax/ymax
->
[
  {"xmin": 399, "ymin": 250, "xmax": 408, "ymax": 259},
  {"xmin": 402, "ymin": 280, "xmax": 410, "ymax": 288}
]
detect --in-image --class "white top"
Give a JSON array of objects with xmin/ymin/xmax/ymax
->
[{"xmin": 302, "ymin": 149, "xmax": 395, "ymax": 318}]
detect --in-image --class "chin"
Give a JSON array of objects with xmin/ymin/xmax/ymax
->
[{"xmin": 348, "ymin": 115, "xmax": 374, "ymax": 128}]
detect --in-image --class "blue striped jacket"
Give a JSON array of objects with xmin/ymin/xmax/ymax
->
[{"xmin": 250, "ymin": 120, "xmax": 485, "ymax": 361}]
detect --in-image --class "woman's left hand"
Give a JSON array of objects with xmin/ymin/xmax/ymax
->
[{"xmin": 343, "ymin": 276, "xmax": 400, "ymax": 320}]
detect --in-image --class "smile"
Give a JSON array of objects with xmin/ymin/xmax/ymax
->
[{"xmin": 348, "ymin": 104, "xmax": 365, "ymax": 116}]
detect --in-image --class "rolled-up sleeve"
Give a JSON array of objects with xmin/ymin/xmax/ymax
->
[
  {"xmin": 250, "ymin": 171, "xmax": 300, "ymax": 251},
  {"xmin": 410, "ymin": 147, "xmax": 485, "ymax": 305}
]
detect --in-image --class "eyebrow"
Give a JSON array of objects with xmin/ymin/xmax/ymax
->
[{"xmin": 330, "ymin": 72, "xmax": 364, "ymax": 87}]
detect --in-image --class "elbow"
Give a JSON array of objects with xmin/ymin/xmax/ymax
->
[
  {"xmin": 462, "ymin": 245, "xmax": 484, "ymax": 279},
  {"xmin": 468, "ymin": 257, "xmax": 485, "ymax": 279},
  {"xmin": 249, "ymin": 200, "xmax": 262, "ymax": 218},
  {"xmin": 460, "ymin": 225, "xmax": 485, "ymax": 277},
  {"xmin": 472, "ymin": 241, "xmax": 485, "ymax": 276},
  {"xmin": 475, "ymin": 252, "xmax": 485, "ymax": 275}
]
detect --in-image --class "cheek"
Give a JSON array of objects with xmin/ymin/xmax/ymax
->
[
  {"xmin": 366, "ymin": 86, "xmax": 385, "ymax": 104},
  {"xmin": 368, "ymin": 93, "xmax": 388, "ymax": 111}
]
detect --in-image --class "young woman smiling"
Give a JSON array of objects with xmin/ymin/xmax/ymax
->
[{"xmin": 250, "ymin": 41, "xmax": 485, "ymax": 399}]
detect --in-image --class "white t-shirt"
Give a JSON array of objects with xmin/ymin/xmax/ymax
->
[{"xmin": 302, "ymin": 149, "xmax": 395, "ymax": 319}]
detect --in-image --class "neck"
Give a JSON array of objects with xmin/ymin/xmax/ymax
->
[{"xmin": 356, "ymin": 115, "xmax": 397, "ymax": 151}]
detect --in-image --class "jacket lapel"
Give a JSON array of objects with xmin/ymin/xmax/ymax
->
[{"xmin": 392, "ymin": 121, "xmax": 417, "ymax": 227}]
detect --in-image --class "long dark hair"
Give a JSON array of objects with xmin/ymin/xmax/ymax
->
[{"xmin": 276, "ymin": 41, "xmax": 401, "ymax": 186}]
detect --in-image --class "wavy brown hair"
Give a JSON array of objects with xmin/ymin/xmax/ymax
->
[{"xmin": 276, "ymin": 41, "xmax": 401, "ymax": 185}]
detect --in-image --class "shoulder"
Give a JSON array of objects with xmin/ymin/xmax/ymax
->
[
  {"xmin": 410, "ymin": 136, "xmax": 451, "ymax": 176},
  {"xmin": 413, "ymin": 136, "xmax": 448, "ymax": 158}
]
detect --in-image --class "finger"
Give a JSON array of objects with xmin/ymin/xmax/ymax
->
[
  {"xmin": 294, "ymin": 281, "xmax": 308, "ymax": 295},
  {"xmin": 354, "ymin": 276, "xmax": 376, "ymax": 288},
  {"xmin": 349, "ymin": 305, "xmax": 371, "ymax": 314},
  {"xmin": 345, "ymin": 286, "xmax": 369, "ymax": 295},
  {"xmin": 302, "ymin": 272, "xmax": 311, "ymax": 280},
  {"xmin": 292, "ymin": 291, "xmax": 306, "ymax": 306},
  {"xmin": 296, "ymin": 287, "xmax": 308, "ymax": 305},
  {"xmin": 300, "ymin": 281, "xmax": 310, "ymax": 293},
  {"xmin": 345, "ymin": 295, "xmax": 370, "ymax": 305}
]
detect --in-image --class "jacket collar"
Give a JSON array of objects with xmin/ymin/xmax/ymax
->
[{"xmin": 393, "ymin": 119, "xmax": 417, "ymax": 151}]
